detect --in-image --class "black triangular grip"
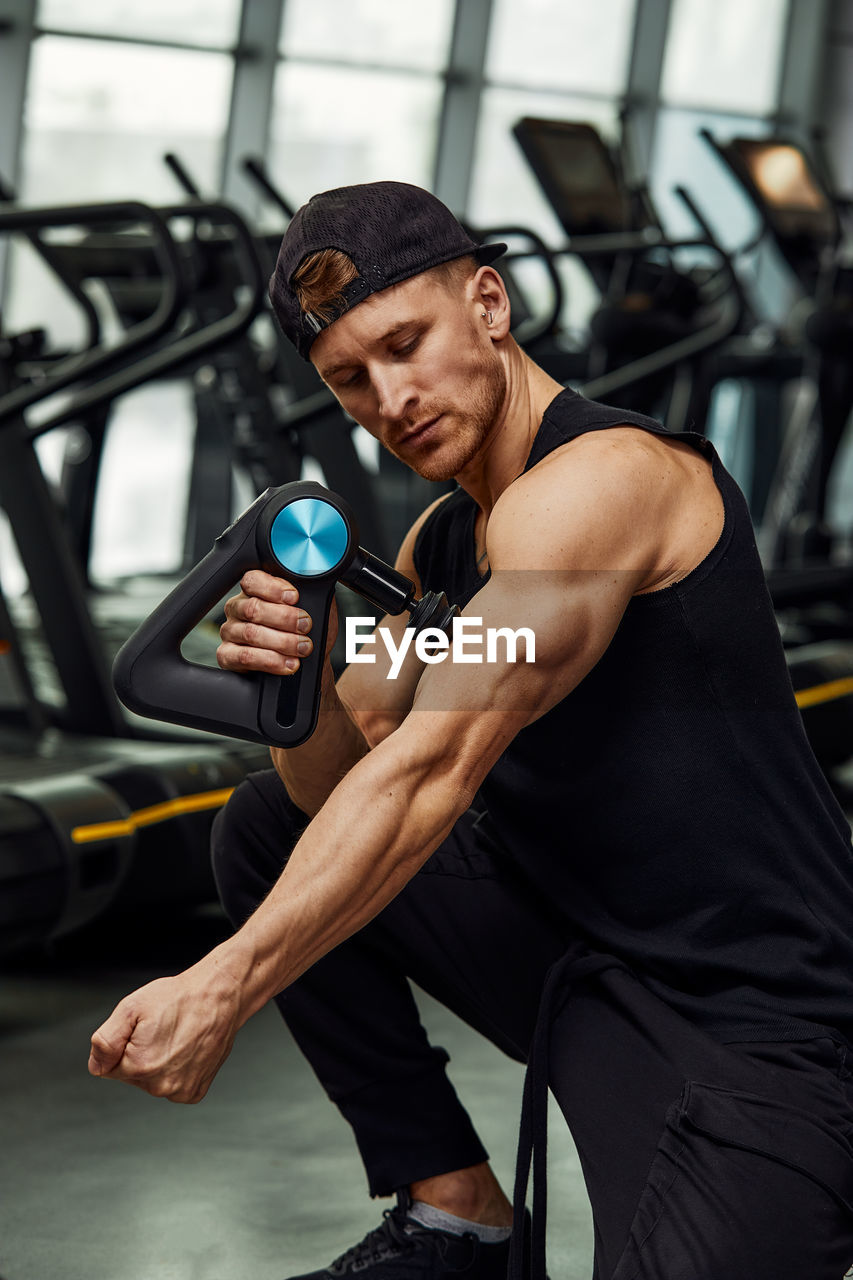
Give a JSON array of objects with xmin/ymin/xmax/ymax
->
[{"xmin": 113, "ymin": 482, "xmax": 357, "ymax": 747}]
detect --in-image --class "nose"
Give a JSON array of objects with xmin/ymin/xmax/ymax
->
[{"xmin": 372, "ymin": 363, "xmax": 417, "ymax": 423}]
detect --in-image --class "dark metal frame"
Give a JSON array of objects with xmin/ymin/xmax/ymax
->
[{"xmin": 0, "ymin": 198, "xmax": 267, "ymax": 736}]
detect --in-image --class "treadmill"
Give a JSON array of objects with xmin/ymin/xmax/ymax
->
[
  {"xmin": 0, "ymin": 196, "xmax": 272, "ymax": 955},
  {"xmin": 702, "ymin": 132, "xmax": 853, "ymax": 566},
  {"xmin": 510, "ymin": 115, "xmax": 745, "ymax": 428}
]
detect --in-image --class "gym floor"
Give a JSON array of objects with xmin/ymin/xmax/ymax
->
[{"xmin": 0, "ymin": 907, "xmax": 593, "ymax": 1280}]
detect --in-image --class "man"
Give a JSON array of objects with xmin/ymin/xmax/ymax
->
[{"xmin": 89, "ymin": 182, "xmax": 853, "ymax": 1278}]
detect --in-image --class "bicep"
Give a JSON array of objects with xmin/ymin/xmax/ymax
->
[
  {"xmin": 355, "ymin": 443, "xmax": 666, "ymax": 789},
  {"xmin": 400, "ymin": 565, "xmax": 637, "ymax": 788}
]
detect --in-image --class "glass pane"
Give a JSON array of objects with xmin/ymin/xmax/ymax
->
[
  {"xmin": 486, "ymin": 0, "xmax": 636, "ymax": 94},
  {"xmin": 0, "ymin": 430, "xmax": 71, "ymax": 595},
  {"xmin": 8, "ymin": 36, "xmax": 232, "ymax": 347},
  {"xmin": 649, "ymin": 109, "xmax": 772, "ymax": 246},
  {"xmin": 37, "ymin": 0, "xmax": 241, "ymax": 48},
  {"xmin": 268, "ymin": 64, "xmax": 443, "ymax": 205},
  {"xmin": 661, "ymin": 0, "xmax": 789, "ymax": 114},
  {"xmin": 21, "ymin": 36, "xmax": 233, "ymax": 204},
  {"xmin": 469, "ymin": 90, "xmax": 621, "ymax": 333},
  {"xmin": 2, "ymin": 241, "xmax": 91, "ymax": 355},
  {"xmin": 90, "ymin": 382, "xmax": 194, "ymax": 580},
  {"xmin": 650, "ymin": 109, "xmax": 799, "ymax": 323},
  {"xmin": 0, "ymin": 512, "xmax": 26, "ymax": 599},
  {"xmin": 279, "ymin": 0, "xmax": 454, "ymax": 71}
]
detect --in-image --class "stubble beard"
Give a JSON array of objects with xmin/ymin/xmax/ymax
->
[{"xmin": 389, "ymin": 345, "xmax": 508, "ymax": 484}]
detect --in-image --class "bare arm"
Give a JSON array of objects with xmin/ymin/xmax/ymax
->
[
  {"xmin": 88, "ymin": 442, "xmax": 671, "ymax": 1100},
  {"xmin": 226, "ymin": 456, "xmax": 657, "ymax": 1010}
]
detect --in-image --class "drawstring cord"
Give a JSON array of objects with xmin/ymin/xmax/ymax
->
[{"xmin": 509, "ymin": 949, "xmax": 622, "ymax": 1280}]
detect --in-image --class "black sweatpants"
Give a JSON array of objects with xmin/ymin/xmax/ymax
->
[{"xmin": 212, "ymin": 770, "xmax": 853, "ymax": 1278}]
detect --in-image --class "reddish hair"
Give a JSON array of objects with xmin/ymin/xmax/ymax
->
[{"xmin": 292, "ymin": 249, "xmax": 478, "ymax": 322}]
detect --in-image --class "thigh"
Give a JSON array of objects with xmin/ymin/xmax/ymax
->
[
  {"xmin": 545, "ymin": 960, "xmax": 853, "ymax": 1278},
  {"xmin": 610, "ymin": 1084, "xmax": 853, "ymax": 1279}
]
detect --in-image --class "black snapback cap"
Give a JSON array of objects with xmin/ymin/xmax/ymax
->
[{"xmin": 269, "ymin": 180, "xmax": 506, "ymax": 360}]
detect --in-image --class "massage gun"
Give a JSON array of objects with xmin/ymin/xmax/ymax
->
[{"xmin": 113, "ymin": 481, "xmax": 457, "ymax": 747}]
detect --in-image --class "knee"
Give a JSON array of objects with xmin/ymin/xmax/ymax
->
[{"xmin": 211, "ymin": 771, "xmax": 305, "ymax": 926}]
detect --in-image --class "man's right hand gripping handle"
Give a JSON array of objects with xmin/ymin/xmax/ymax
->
[
  {"xmin": 218, "ymin": 570, "xmax": 366, "ymax": 817},
  {"xmin": 217, "ymin": 568, "xmax": 335, "ymax": 678}
]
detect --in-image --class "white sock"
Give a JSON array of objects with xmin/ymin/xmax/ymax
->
[{"xmin": 407, "ymin": 1199, "xmax": 512, "ymax": 1243}]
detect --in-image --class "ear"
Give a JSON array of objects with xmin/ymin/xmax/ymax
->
[{"xmin": 471, "ymin": 266, "xmax": 511, "ymax": 340}]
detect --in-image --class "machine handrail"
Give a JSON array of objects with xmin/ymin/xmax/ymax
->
[
  {"xmin": 581, "ymin": 292, "xmax": 741, "ymax": 403},
  {"xmin": 9, "ymin": 200, "xmax": 268, "ymax": 439},
  {"xmin": 672, "ymin": 184, "xmax": 751, "ymax": 313},
  {"xmin": 502, "ymin": 231, "xmax": 744, "ymax": 404},
  {"xmin": 241, "ymin": 155, "xmax": 298, "ymax": 220},
  {"xmin": 163, "ymin": 151, "xmax": 204, "ymax": 200},
  {"xmin": 0, "ymin": 173, "xmax": 103, "ymax": 350},
  {"xmin": 0, "ymin": 201, "xmax": 185, "ymax": 426}
]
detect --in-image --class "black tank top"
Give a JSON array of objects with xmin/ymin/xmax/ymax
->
[{"xmin": 414, "ymin": 388, "xmax": 853, "ymax": 1047}]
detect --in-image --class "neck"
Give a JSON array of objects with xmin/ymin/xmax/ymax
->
[{"xmin": 455, "ymin": 340, "xmax": 563, "ymax": 518}]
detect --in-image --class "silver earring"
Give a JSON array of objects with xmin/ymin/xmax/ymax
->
[{"xmin": 481, "ymin": 311, "xmax": 494, "ymax": 324}]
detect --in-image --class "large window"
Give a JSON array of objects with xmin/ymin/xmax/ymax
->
[
  {"xmin": 652, "ymin": 0, "xmax": 792, "ymax": 239},
  {"xmin": 0, "ymin": 0, "xmax": 820, "ymax": 584},
  {"xmin": 268, "ymin": 0, "xmax": 455, "ymax": 202},
  {"xmin": 473, "ymin": 0, "xmax": 636, "ymax": 234},
  {"xmin": 650, "ymin": 0, "xmax": 793, "ymax": 313},
  {"xmin": 486, "ymin": 0, "xmax": 636, "ymax": 95},
  {"xmin": 20, "ymin": 36, "xmax": 233, "ymax": 207},
  {"xmin": 2, "ymin": 3, "xmax": 241, "ymax": 590},
  {"xmin": 660, "ymin": 0, "xmax": 789, "ymax": 116},
  {"xmin": 8, "ymin": 32, "xmax": 234, "ymax": 346},
  {"xmin": 36, "ymin": 0, "xmax": 241, "ymax": 48},
  {"xmin": 469, "ymin": 0, "xmax": 637, "ymax": 332},
  {"xmin": 278, "ymin": 0, "xmax": 452, "ymax": 71},
  {"xmin": 269, "ymin": 65, "xmax": 445, "ymax": 205},
  {"xmin": 650, "ymin": 0, "xmax": 796, "ymax": 504}
]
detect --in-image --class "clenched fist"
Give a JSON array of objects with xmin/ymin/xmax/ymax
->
[{"xmin": 88, "ymin": 956, "xmax": 244, "ymax": 1104}]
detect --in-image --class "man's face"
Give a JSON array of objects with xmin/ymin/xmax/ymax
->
[{"xmin": 310, "ymin": 268, "xmax": 507, "ymax": 483}]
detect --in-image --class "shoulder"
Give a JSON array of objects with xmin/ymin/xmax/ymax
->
[
  {"xmin": 489, "ymin": 427, "xmax": 692, "ymax": 575},
  {"xmin": 538, "ymin": 424, "xmax": 683, "ymax": 481}
]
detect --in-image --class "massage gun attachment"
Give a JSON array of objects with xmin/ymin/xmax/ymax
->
[
  {"xmin": 340, "ymin": 547, "xmax": 458, "ymax": 636},
  {"xmin": 113, "ymin": 481, "xmax": 458, "ymax": 749}
]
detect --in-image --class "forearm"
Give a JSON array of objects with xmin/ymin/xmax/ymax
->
[
  {"xmin": 270, "ymin": 660, "xmax": 369, "ymax": 816},
  {"xmin": 229, "ymin": 723, "xmax": 478, "ymax": 1024}
]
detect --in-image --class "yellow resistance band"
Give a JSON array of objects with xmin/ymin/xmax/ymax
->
[{"xmin": 70, "ymin": 787, "xmax": 235, "ymax": 845}]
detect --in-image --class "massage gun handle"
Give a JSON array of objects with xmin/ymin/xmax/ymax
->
[{"xmin": 113, "ymin": 486, "xmax": 342, "ymax": 747}]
